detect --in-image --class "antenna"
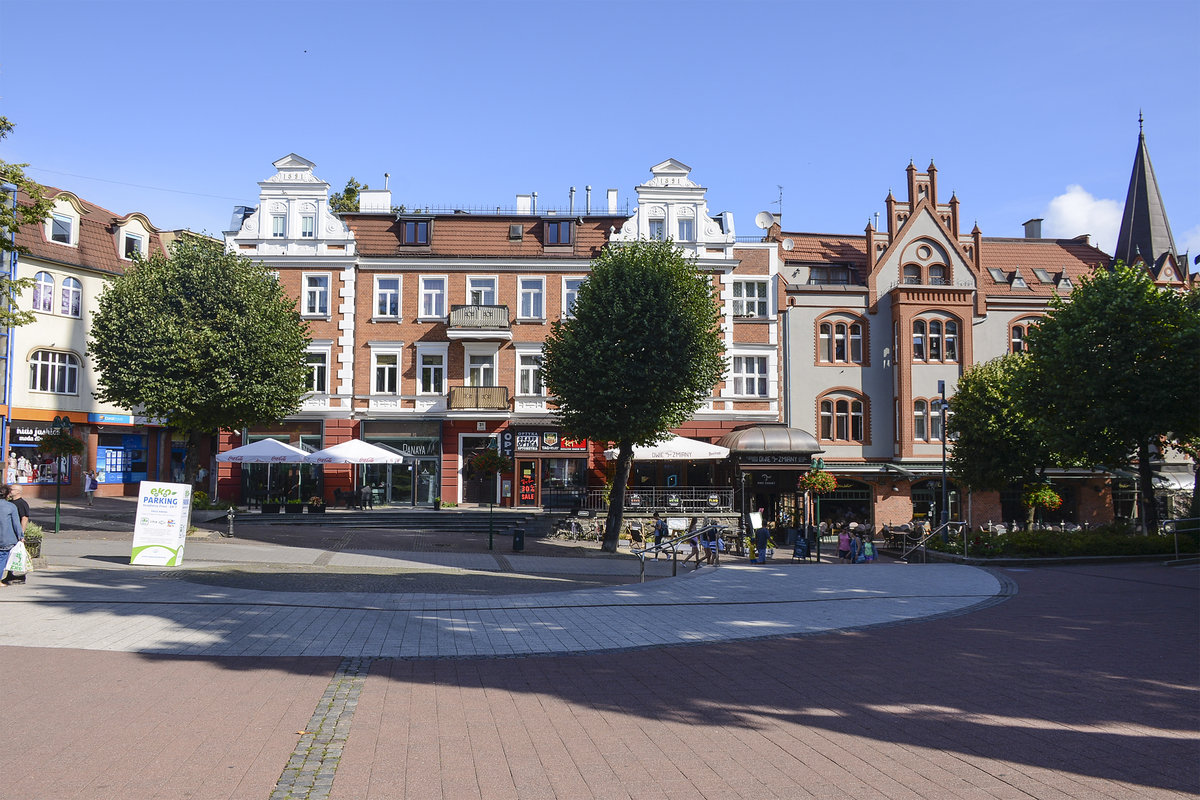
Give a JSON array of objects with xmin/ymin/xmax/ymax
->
[{"xmin": 771, "ymin": 185, "xmax": 783, "ymax": 219}]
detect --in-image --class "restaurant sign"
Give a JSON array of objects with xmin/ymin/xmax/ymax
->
[{"xmin": 514, "ymin": 430, "xmax": 589, "ymax": 453}]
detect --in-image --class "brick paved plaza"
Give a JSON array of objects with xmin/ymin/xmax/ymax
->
[{"xmin": 0, "ymin": 505, "xmax": 1194, "ymax": 799}]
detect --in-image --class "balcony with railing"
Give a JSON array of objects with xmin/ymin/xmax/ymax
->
[
  {"xmin": 447, "ymin": 305, "xmax": 511, "ymax": 340},
  {"xmin": 448, "ymin": 385, "xmax": 509, "ymax": 411}
]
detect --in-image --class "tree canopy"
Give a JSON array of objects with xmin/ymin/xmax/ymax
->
[
  {"xmin": 0, "ymin": 117, "xmax": 53, "ymax": 328},
  {"xmin": 89, "ymin": 235, "xmax": 312, "ymax": 479},
  {"xmin": 1021, "ymin": 263, "xmax": 1200, "ymax": 532},
  {"xmin": 329, "ymin": 178, "xmax": 367, "ymax": 213},
  {"xmin": 541, "ymin": 239, "xmax": 726, "ymax": 551}
]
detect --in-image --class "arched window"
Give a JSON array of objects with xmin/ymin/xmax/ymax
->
[
  {"xmin": 929, "ymin": 264, "xmax": 946, "ymax": 285},
  {"xmin": 60, "ymin": 277, "xmax": 82, "ymax": 318},
  {"xmin": 833, "ymin": 323, "xmax": 846, "ymax": 361},
  {"xmin": 944, "ymin": 321, "xmax": 958, "ymax": 361},
  {"xmin": 912, "ymin": 320, "xmax": 926, "ymax": 360},
  {"xmin": 29, "ymin": 350, "xmax": 79, "ymax": 395},
  {"xmin": 849, "ymin": 323, "xmax": 863, "ymax": 363},
  {"xmin": 819, "ymin": 393, "xmax": 867, "ymax": 443},
  {"xmin": 913, "ymin": 399, "xmax": 927, "ymax": 440},
  {"xmin": 33, "ymin": 272, "xmax": 54, "ymax": 313},
  {"xmin": 819, "ymin": 323, "xmax": 832, "ymax": 362},
  {"xmin": 928, "ymin": 320, "xmax": 943, "ymax": 360},
  {"xmin": 817, "ymin": 315, "xmax": 867, "ymax": 365},
  {"xmin": 1010, "ymin": 317, "xmax": 1040, "ymax": 354},
  {"xmin": 903, "ymin": 264, "xmax": 921, "ymax": 284}
]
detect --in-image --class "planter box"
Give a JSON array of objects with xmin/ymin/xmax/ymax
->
[
  {"xmin": 284, "ymin": 504, "xmax": 304, "ymax": 514},
  {"xmin": 261, "ymin": 503, "xmax": 281, "ymax": 514},
  {"xmin": 307, "ymin": 504, "xmax": 326, "ymax": 514}
]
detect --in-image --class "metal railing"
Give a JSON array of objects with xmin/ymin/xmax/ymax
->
[
  {"xmin": 900, "ymin": 520, "xmax": 967, "ymax": 563},
  {"xmin": 447, "ymin": 385, "xmax": 509, "ymax": 410},
  {"xmin": 449, "ymin": 304, "xmax": 510, "ymax": 329},
  {"xmin": 631, "ymin": 523, "xmax": 727, "ymax": 582},
  {"xmin": 578, "ymin": 487, "xmax": 734, "ymax": 512},
  {"xmin": 1162, "ymin": 517, "xmax": 1200, "ymax": 562}
]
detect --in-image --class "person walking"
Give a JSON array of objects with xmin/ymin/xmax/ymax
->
[
  {"xmin": 651, "ymin": 513, "xmax": 668, "ymax": 559},
  {"xmin": 0, "ymin": 485, "xmax": 26, "ymax": 586},
  {"xmin": 83, "ymin": 470, "xmax": 98, "ymax": 506},
  {"xmin": 837, "ymin": 527, "xmax": 852, "ymax": 563}
]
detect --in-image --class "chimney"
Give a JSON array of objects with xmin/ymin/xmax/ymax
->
[
  {"xmin": 585, "ymin": 185, "xmax": 592, "ymax": 214},
  {"xmin": 359, "ymin": 189, "xmax": 392, "ymax": 213},
  {"xmin": 516, "ymin": 194, "xmax": 532, "ymax": 214},
  {"xmin": 1023, "ymin": 218, "xmax": 1043, "ymax": 239},
  {"xmin": 607, "ymin": 189, "xmax": 618, "ymax": 213}
]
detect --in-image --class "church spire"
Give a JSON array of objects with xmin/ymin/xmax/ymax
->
[{"xmin": 1113, "ymin": 116, "xmax": 1178, "ymax": 272}]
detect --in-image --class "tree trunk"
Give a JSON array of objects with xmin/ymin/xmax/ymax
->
[
  {"xmin": 601, "ymin": 441, "xmax": 634, "ymax": 553},
  {"xmin": 1138, "ymin": 440, "xmax": 1159, "ymax": 535},
  {"xmin": 184, "ymin": 429, "xmax": 202, "ymax": 489}
]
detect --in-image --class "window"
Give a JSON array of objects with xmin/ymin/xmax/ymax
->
[
  {"xmin": 677, "ymin": 219, "xmax": 694, "ymax": 241},
  {"xmin": 913, "ymin": 316, "xmax": 959, "ymax": 362},
  {"xmin": 419, "ymin": 353, "xmax": 444, "ymax": 394},
  {"xmin": 944, "ymin": 321, "xmax": 958, "ymax": 361},
  {"xmin": 305, "ymin": 351, "xmax": 328, "ymax": 393},
  {"xmin": 732, "ymin": 281, "xmax": 768, "ymax": 318},
  {"xmin": 124, "ymin": 232, "xmax": 143, "ymax": 259},
  {"xmin": 931, "ymin": 400, "xmax": 945, "ymax": 441},
  {"xmin": 375, "ymin": 277, "xmax": 401, "ymax": 318},
  {"xmin": 304, "ymin": 275, "xmax": 330, "ymax": 316},
  {"xmin": 545, "ymin": 220, "xmax": 572, "ymax": 245},
  {"xmin": 272, "ymin": 215, "xmax": 286, "ymax": 238},
  {"xmin": 373, "ymin": 353, "xmax": 399, "ymax": 394},
  {"xmin": 401, "ymin": 220, "xmax": 429, "ymax": 245},
  {"xmin": 519, "ymin": 354, "xmax": 543, "ymax": 396},
  {"xmin": 818, "ymin": 314, "xmax": 868, "ymax": 364},
  {"xmin": 467, "ymin": 276, "xmax": 497, "ymax": 306},
  {"xmin": 903, "ymin": 265, "xmax": 921, "ymax": 284},
  {"xmin": 928, "ymin": 320, "xmax": 942, "ymax": 360},
  {"xmin": 819, "ymin": 323, "xmax": 832, "ymax": 362},
  {"xmin": 33, "ymin": 272, "xmax": 54, "ymax": 312},
  {"xmin": 819, "ymin": 395, "xmax": 865, "ymax": 442},
  {"xmin": 929, "ymin": 264, "xmax": 947, "ymax": 285},
  {"xmin": 731, "ymin": 356, "xmax": 768, "ymax": 397},
  {"xmin": 808, "ymin": 265, "xmax": 852, "ymax": 285},
  {"xmin": 420, "ymin": 277, "xmax": 445, "ymax": 318},
  {"xmin": 649, "ymin": 219, "xmax": 665, "ymax": 240},
  {"xmin": 563, "ymin": 277, "xmax": 584, "ymax": 318},
  {"xmin": 912, "ymin": 320, "xmax": 926, "ymax": 360},
  {"xmin": 518, "ymin": 277, "xmax": 544, "ymax": 319},
  {"xmin": 1011, "ymin": 326, "xmax": 1026, "ymax": 353},
  {"xmin": 913, "ymin": 399, "xmax": 927, "ymax": 441},
  {"xmin": 509, "ymin": 224, "xmax": 523, "ymax": 241},
  {"xmin": 60, "ymin": 277, "xmax": 82, "ymax": 318},
  {"xmin": 29, "ymin": 350, "xmax": 79, "ymax": 395},
  {"xmin": 51, "ymin": 213, "xmax": 72, "ymax": 244},
  {"xmin": 849, "ymin": 323, "xmax": 863, "ymax": 362},
  {"xmin": 300, "ymin": 214, "xmax": 315, "ymax": 238},
  {"xmin": 468, "ymin": 354, "xmax": 495, "ymax": 387}
]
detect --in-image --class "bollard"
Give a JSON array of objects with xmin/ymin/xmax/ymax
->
[
  {"xmin": 512, "ymin": 527, "xmax": 525, "ymax": 552},
  {"xmin": 224, "ymin": 507, "xmax": 235, "ymax": 538}
]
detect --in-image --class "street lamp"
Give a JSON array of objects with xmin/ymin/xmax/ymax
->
[
  {"xmin": 811, "ymin": 457, "xmax": 825, "ymax": 562},
  {"xmin": 51, "ymin": 415, "xmax": 73, "ymax": 535},
  {"xmin": 937, "ymin": 380, "xmax": 948, "ymax": 537},
  {"xmin": 1, "ymin": 182, "xmax": 17, "ymax": 486}
]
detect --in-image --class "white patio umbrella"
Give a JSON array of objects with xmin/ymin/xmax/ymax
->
[
  {"xmin": 603, "ymin": 433, "xmax": 730, "ymax": 461},
  {"xmin": 305, "ymin": 439, "xmax": 407, "ymax": 498},
  {"xmin": 216, "ymin": 438, "xmax": 309, "ymax": 502}
]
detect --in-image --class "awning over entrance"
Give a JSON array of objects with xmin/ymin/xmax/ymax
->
[{"xmin": 716, "ymin": 423, "xmax": 822, "ymax": 469}]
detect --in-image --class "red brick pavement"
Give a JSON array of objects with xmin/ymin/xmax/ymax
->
[{"xmin": 0, "ymin": 564, "xmax": 1195, "ymax": 800}]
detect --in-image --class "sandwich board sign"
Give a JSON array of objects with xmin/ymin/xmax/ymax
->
[{"xmin": 130, "ymin": 481, "xmax": 191, "ymax": 566}]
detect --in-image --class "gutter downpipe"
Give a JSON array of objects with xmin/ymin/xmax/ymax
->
[{"xmin": 1, "ymin": 182, "xmax": 18, "ymax": 478}]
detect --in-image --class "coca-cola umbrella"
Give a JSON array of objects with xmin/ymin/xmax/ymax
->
[
  {"xmin": 304, "ymin": 439, "xmax": 407, "ymax": 496},
  {"xmin": 216, "ymin": 438, "xmax": 309, "ymax": 503}
]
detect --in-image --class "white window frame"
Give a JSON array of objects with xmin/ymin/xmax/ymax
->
[
  {"xmin": 33, "ymin": 271, "xmax": 54, "ymax": 313},
  {"xmin": 649, "ymin": 219, "xmax": 665, "ymax": 241},
  {"xmin": 467, "ymin": 276, "xmax": 498, "ymax": 306},
  {"xmin": 305, "ymin": 346, "xmax": 330, "ymax": 394},
  {"xmin": 562, "ymin": 276, "xmax": 585, "ymax": 318},
  {"xmin": 302, "ymin": 273, "xmax": 331, "ymax": 317},
  {"xmin": 370, "ymin": 345, "xmax": 403, "ymax": 396},
  {"xmin": 60, "ymin": 277, "xmax": 82, "ymax": 318},
  {"xmin": 518, "ymin": 352, "xmax": 544, "ymax": 396},
  {"xmin": 29, "ymin": 349, "xmax": 80, "ymax": 395},
  {"xmin": 374, "ymin": 275, "xmax": 402, "ymax": 320},
  {"xmin": 677, "ymin": 218, "xmax": 694, "ymax": 242},
  {"xmin": 731, "ymin": 355, "xmax": 768, "ymax": 397},
  {"xmin": 416, "ymin": 344, "xmax": 448, "ymax": 395},
  {"xmin": 732, "ymin": 280, "xmax": 769, "ymax": 318},
  {"xmin": 913, "ymin": 399, "xmax": 928, "ymax": 441},
  {"xmin": 123, "ymin": 231, "xmax": 143, "ymax": 260},
  {"xmin": 272, "ymin": 215, "xmax": 286, "ymax": 238},
  {"xmin": 300, "ymin": 214, "xmax": 315, "ymax": 238},
  {"xmin": 420, "ymin": 275, "xmax": 447, "ymax": 319},
  {"xmin": 50, "ymin": 213, "xmax": 74, "ymax": 245},
  {"xmin": 467, "ymin": 352, "xmax": 497, "ymax": 387},
  {"xmin": 518, "ymin": 277, "xmax": 544, "ymax": 320}
]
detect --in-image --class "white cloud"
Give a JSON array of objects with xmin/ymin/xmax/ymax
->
[
  {"xmin": 1042, "ymin": 185, "xmax": 1122, "ymax": 254},
  {"xmin": 1178, "ymin": 224, "xmax": 1200, "ymax": 262}
]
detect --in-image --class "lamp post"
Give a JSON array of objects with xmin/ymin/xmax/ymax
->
[
  {"xmin": 51, "ymin": 415, "xmax": 73, "ymax": 534},
  {"xmin": 1, "ymin": 182, "xmax": 17, "ymax": 485},
  {"xmin": 811, "ymin": 457, "xmax": 824, "ymax": 562},
  {"xmin": 937, "ymin": 380, "xmax": 948, "ymax": 537}
]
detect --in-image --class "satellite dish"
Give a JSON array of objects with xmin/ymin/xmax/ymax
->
[
  {"xmin": 782, "ymin": 238, "xmax": 794, "ymax": 251},
  {"xmin": 754, "ymin": 211, "xmax": 776, "ymax": 230}
]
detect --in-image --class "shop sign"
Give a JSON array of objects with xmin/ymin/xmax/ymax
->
[
  {"xmin": 741, "ymin": 453, "xmax": 807, "ymax": 465},
  {"xmin": 667, "ymin": 493, "xmax": 681, "ymax": 507},
  {"xmin": 519, "ymin": 465, "xmax": 536, "ymax": 503},
  {"xmin": 628, "ymin": 493, "xmax": 642, "ymax": 507},
  {"xmin": 11, "ymin": 422, "xmax": 54, "ymax": 446},
  {"xmin": 514, "ymin": 430, "xmax": 589, "ymax": 453},
  {"xmin": 500, "ymin": 430, "xmax": 515, "ymax": 457},
  {"xmin": 541, "ymin": 431, "xmax": 560, "ymax": 450},
  {"xmin": 388, "ymin": 438, "xmax": 439, "ymax": 457},
  {"xmin": 707, "ymin": 493, "xmax": 720, "ymax": 507},
  {"xmin": 515, "ymin": 432, "xmax": 541, "ymax": 451},
  {"xmin": 560, "ymin": 436, "xmax": 587, "ymax": 451},
  {"xmin": 755, "ymin": 472, "xmax": 779, "ymax": 488},
  {"xmin": 130, "ymin": 481, "xmax": 191, "ymax": 567}
]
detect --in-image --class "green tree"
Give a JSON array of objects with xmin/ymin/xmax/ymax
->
[
  {"xmin": 1022, "ymin": 263, "xmax": 1200, "ymax": 534},
  {"xmin": 89, "ymin": 235, "xmax": 312, "ymax": 482},
  {"xmin": 0, "ymin": 117, "xmax": 54, "ymax": 328},
  {"xmin": 541, "ymin": 239, "xmax": 726, "ymax": 552},
  {"xmin": 329, "ymin": 177, "xmax": 367, "ymax": 213}
]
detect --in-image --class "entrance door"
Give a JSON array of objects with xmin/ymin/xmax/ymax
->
[
  {"xmin": 461, "ymin": 435, "xmax": 496, "ymax": 504},
  {"xmin": 517, "ymin": 459, "xmax": 538, "ymax": 506}
]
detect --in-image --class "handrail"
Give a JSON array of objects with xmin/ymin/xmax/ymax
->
[
  {"xmin": 1161, "ymin": 517, "xmax": 1200, "ymax": 561},
  {"xmin": 631, "ymin": 524, "xmax": 724, "ymax": 582},
  {"xmin": 900, "ymin": 520, "xmax": 966, "ymax": 563}
]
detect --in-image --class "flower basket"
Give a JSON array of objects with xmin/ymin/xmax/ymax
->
[
  {"xmin": 284, "ymin": 502, "xmax": 304, "ymax": 514},
  {"xmin": 1022, "ymin": 484, "xmax": 1062, "ymax": 510},
  {"xmin": 797, "ymin": 469, "xmax": 838, "ymax": 495}
]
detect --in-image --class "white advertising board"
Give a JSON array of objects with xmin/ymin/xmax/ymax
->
[{"xmin": 130, "ymin": 481, "xmax": 192, "ymax": 566}]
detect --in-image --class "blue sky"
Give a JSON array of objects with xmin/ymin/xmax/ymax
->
[{"xmin": 3, "ymin": 0, "xmax": 1197, "ymax": 261}]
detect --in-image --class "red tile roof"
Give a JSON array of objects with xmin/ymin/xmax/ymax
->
[{"xmin": 344, "ymin": 214, "xmax": 627, "ymax": 259}]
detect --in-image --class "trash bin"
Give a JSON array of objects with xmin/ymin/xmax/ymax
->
[{"xmin": 512, "ymin": 528, "xmax": 525, "ymax": 552}]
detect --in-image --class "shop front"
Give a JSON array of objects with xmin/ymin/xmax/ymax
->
[
  {"xmin": 239, "ymin": 420, "xmax": 324, "ymax": 503},
  {"xmin": 502, "ymin": 427, "xmax": 589, "ymax": 509},
  {"xmin": 8, "ymin": 420, "xmax": 75, "ymax": 488},
  {"xmin": 716, "ymin": 423, "xmax": 823, "ymax": 528},
  {"xmin": 361, "ymin": 421, "xmax": 441, "ymax": 506}
]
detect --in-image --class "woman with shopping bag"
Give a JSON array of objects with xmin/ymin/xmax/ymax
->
[{"xmin": 0, "ymin": 485, "xmax": 27, "ymax": 586}]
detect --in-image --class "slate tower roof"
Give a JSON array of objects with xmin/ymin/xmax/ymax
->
[{"xmin": 1113, "ymin": 116, "xmax": 1181, "ymax": 278}]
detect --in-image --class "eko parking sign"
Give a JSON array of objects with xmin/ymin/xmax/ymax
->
[{"xmin": 130, "ymin": 482, "xmax": 192, "ymax": 566}]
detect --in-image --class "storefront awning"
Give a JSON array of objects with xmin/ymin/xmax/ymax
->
[
  {"xmin": 716, "ymin": 423, "xmax": 822, "ymax": 466},
  {"xmin": 603, "ymin": 433, "xmax": 729, "ymax": 461}
]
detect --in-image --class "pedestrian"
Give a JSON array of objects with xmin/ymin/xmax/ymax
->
[
  {"xmin": 8, "ymin": 483, "xmax": 29, "ymax": 530},
  {"xmin": 360, "ymin": 484, "xmax": 374, "ymax": 510},
  {"xmin": 0, "ymin": 485, "xmax": 25, "ymax": 586},
  {"xmin": 652, "ymin": 515, "xmax": 672, "ymax": 561},
  {"xmin": 755, "ymin": 522, "xmax": 771, "ymax": 564},
  {"xmin": 837, "ymin": 527, "xmax": 852, "ymax": 563},
  {"xmin": 862, "ymin": 534, "xmax": 877, "ymax": 563},
  {"xmin": 83, "ymin": 470, "xmax": 98, "ymax": 506}
]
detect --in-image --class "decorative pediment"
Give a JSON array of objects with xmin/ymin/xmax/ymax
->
[
  {"xmin": 645, "ymin": 158, "xmax": 697, "ymax": 188},
  {"xmin": 265, "ymin": 153, "xmax": 323, "ymax": 184}
]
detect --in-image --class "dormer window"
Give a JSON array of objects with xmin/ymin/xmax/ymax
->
[
  {"xmin": 545, "ymin": 220, "xmax": 572, "ymax": 246},
  {"xmin": 401, "ymin": 220, "xmax": 429, "ymax": 245},
  {"xmin": 51, "ymin": 213, "xmax": 73, "ymax": 244},
  {"xmin": 123, "ymin": 232, "xmax": 143, "ymax": 259}
]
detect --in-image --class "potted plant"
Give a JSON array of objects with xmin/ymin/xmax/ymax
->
[
  {"xmin": 433, "ymin": 496, "xmax": 441, "ymax": 510},
  {"xmin": 22, "ymin": 522, "xmax": 43, "ymax": 559},
  {"xmin": 284, "ymin": 499, "xmax": 304, "ymax": 514},
  {"xmin": 307, "ymin": 496, "xmax": 326, "ymax": 514},
  {"xmin": 261, "ymin": 500, "xmax": 281, "ymax": 514}
]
